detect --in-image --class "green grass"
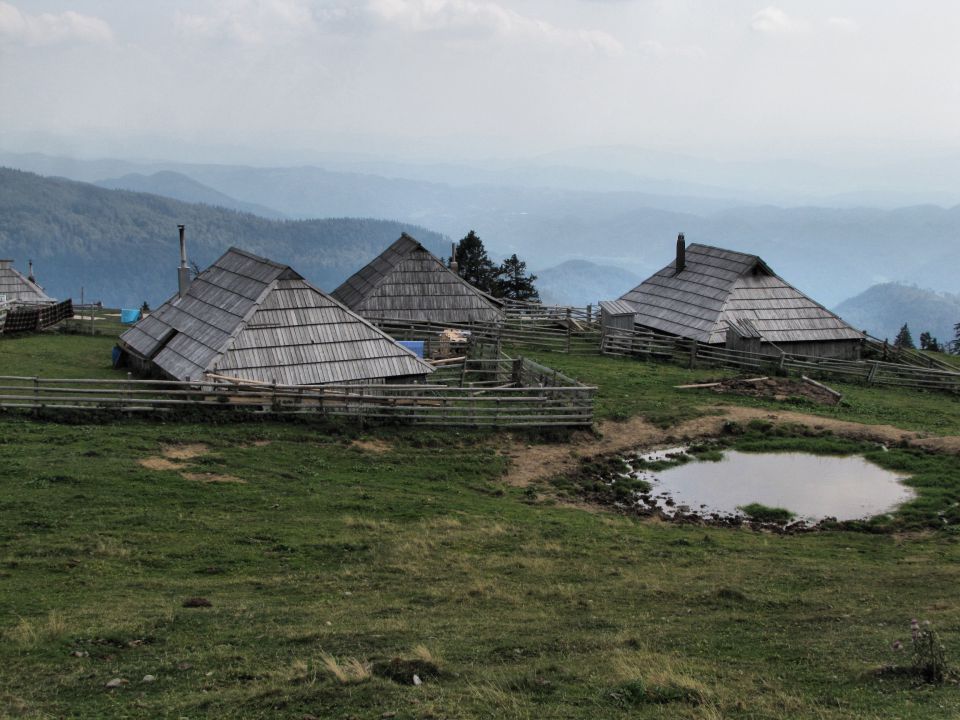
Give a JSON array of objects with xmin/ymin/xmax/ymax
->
[
  {"xmin": 738, "ymin": 502, "xmax": 795, "ymax": 523},
  {"xmin": 0, "ymin": 333, "xmax": 124, "ymax": 380},
  {"xmin": 2, "ymin": 419, "xmax": 960, "ymax": 718},
  {"xmin": 521, "ymin": 349, "xmax": 960, "ymax": 434},
  {"xmin": 1, "ymin": 336, "xmax": 960, "ymax": 717}
]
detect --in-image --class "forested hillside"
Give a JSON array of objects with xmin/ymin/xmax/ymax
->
[
  {"xmin": 834, "ymin": 283, "xmax": 960, "ymax": 346},
  {"xmin": 0, "ymin": 168, "xmax": 449, "ymax": 307}
]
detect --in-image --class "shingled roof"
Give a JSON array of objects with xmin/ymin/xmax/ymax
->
[
  {"xmin": 0, "ymin": 260, "xmax": 53, "ymax": 304},
  {"xmin": 619, "ymin": 243, "xmax": 863, "ymax": 345},
  {"xmin": 119, "ymin": 247, "xmax": 434, "ymax": 385},
  {"xmin": 332, "ymin": 234, "xmax": 503, "ymax": 325}
]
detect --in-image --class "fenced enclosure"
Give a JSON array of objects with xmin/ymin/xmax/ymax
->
[
  {"xmin": 601, "ymin": 326, "xmax": 960, "ymax": 393},
  {"xmin": 372, "ymin": 301, "xmax": 603, "ymax": 357},
  {"xmin": 0, "ymin": 356, "xmax": 596, "ymax": 427}
]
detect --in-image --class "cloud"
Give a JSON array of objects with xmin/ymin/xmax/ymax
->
[
  {"xmin": 176, "ymin": 0, "xmax": 318, "ymax": 45},
  {"xmin": 826, "ymin": 16, "xmax": 859, "ymax": 34},
  {"xmin": 177, "ymin": 0, "xmax": 623, "ymax": 55},
  {"xmin": 0, "ymin": 2, "xmax": 113, "ymax": 46},
  {"xmin": 749, "ymin": 6, "xmax": 808, "ymax": 34},
  {"xmin": 366, "ymin": 0, "xmax": 623, "ymax": 55}
]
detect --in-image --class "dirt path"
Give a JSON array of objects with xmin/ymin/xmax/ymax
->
[{"xmin": 504, "ymin": 405, "xmax": 960, "ymax": 487}]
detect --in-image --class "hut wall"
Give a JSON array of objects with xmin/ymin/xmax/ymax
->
[{"xmin": 751, "ymin": 339, "xmax": 862, "ymax": 361}]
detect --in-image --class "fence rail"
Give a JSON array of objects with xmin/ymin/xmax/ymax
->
[
  {"xmin": 0, "ymin": 356, "xmax": 596, "ymax": 427},
  {"xmin": 600, "ymin": 326, "xmax": 960, "ymax": 393},
  {"xmin": 373, "ymin": 303, "xmax": 603, "ymax": 356}
]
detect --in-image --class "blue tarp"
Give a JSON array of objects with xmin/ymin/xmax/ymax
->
[
  {"xmin": 120, "ymin": 308, "xmax": 141, "ymax": 324},
  {"xmin": 398, "ymin": 340, "xmax": 425, "ymax": 358}
]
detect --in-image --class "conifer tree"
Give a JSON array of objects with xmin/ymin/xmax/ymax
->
[
  {"xmin": 454, "ymin": 230, "xmax": 497, "ymax": 293},
  {"xmin": 894, "ymin": 323, "xmax": 916, "ymax": 349},
  {"xmin": 494, "ymin": 254, "xmax": 540, "ymax": 302}
]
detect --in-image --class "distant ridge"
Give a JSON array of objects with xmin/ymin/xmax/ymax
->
[
  {"xmin": 833, "ymin": 283, "xmax": 960, "ymax": 345},
  {"xmin": 95, "ymin": 171, "xmax": 286, "ymax": 219},
  {"xmin": 0, "ymin": 167, "xmax": 449, "ymax": 307}
]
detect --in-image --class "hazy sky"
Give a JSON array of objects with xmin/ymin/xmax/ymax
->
[{"xmin": 2, "ymin": 1, "xmax": 959, "ymax": 163}]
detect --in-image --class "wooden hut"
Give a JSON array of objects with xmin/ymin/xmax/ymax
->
[
  {"xmin": 599, "ymin": 299, "xmax": 636, "ymax": 336},
  {"xmin": 0, "ymin": 259, "xmax": 53, "ymax": 305},
  {"xmin": 332, "ymin": 234, "xmax": 503, "ymax": 325},
  {"xmin": 617, "ymin": 235, "xmax": 864, "ymax": 359},
  {"xmin": 118, "ymin": 247, "xmax": 435, "ymax": 385}
]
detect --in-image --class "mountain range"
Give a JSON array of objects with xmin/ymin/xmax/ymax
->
[
  {"xmin": 0, "ymin": 167, "xmax": 448, "ymax": 307},
  {"xmin": 3, "ymin": 151, "xmax": 958, "ymax": 309}
]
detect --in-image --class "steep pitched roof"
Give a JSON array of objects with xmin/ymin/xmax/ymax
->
[
  {"xmin": 119, "ymin": 247, "xmax": 434, "ymax": 384},
  {"xmin": 619, "ymin": 243, "xmax": 863, "ymax": 345},
  {"xmin": 332, "ymin": 234, "xmax": 503, "ymax": 325},
  {"xmin": 0, "ymin": 260, "xmax": 53, "ymax": 304}
]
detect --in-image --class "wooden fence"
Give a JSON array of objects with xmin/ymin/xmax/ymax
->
[
  {"xmin": 373, "ymin": 302, "xmax": 603, "ymax": 356},
  {"xmin": 0, "ymin": 357, "xmax": 596, "ymax": 428},
  {"xmin": 601, "ymin": 326, "xmax": 960, "ymax": 393}
]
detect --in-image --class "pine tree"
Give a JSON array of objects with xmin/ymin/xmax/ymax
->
[
  {"xmin": 894, "ymin": 323, "xmax": 916, "ymax": 349},
  {"xmin": 919, "ymin": 331, "xmax": 941, "ymax": 353},
  {"xmin": 454, "ymin": 230, "xmax": 497, "ymax": 293},
  {"xmin": 493, "ymin": 254, "xmax": 540, "ymax": 302}
]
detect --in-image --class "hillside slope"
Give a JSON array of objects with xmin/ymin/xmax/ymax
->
[
  {"xmin": 834, "ymin": 283, "xmax": 960, "ymax": 345},
  {"xmin": 95, "ymin": 171, "xmax": 286, "ymax": 219},
  {"xmin": 535, "ymin": 259, "xmax": 641, "ymax": 306},
  {"xmin": 0, "ymin": 167, "xmax": 449, "ymax": 307}
]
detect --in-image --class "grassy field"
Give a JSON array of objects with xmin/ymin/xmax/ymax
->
[{"xmin": 2, "ymin": 333, "xmax": 960, "ymax": 718}]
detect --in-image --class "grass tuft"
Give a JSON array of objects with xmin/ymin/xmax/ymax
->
[{"xmin": 320, "ymin": 653, "xmax": 371, "ymax": 684}]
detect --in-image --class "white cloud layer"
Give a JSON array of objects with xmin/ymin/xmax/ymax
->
[
  {"xmin": 175, "ymin": 0, "xmax": 623, "ymax": 55},
  {"xmin": 0, "ymin": 2, "xmax": 112, "ymax": 46},
  {"xmin": 750, "ymin": 6, "xmax": 808, "ymax": 34}
]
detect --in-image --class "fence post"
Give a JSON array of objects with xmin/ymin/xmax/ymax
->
[
  {"xmin": 565, "ymin": 308, "xmax": 572, "ymax": 353},
  {"xmin": 689, "ymin": 340, "xmax": 698, "ymax": 369},
  {"xmin": 866, "ymin": 361, "xmax": 880, "ymax": 385},
  {"xmin": 32, "ymin": 376, "xmax": 39, "ymax": 417},
  {"xmin": 512, "ymin": 357, "xmax": 523, "ymax": 386},
  {"xmin": 586, "ymin": 304, "xmax": 592, "ymax": 324}
]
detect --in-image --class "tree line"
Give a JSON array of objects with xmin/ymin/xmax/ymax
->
[{"xmin": 892, "ymin": 323, "xmax": 960, "ymax": 354}]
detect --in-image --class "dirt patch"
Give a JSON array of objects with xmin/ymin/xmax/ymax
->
[
  {"xmin": 690, "ymin": 377, "xmax": 841, "ymax": 406},
  {"xmin": 504, "ymin": 405, "xmax": 959, "ymax": 488},
  {"xmin": 161, "ymin": 443, "xmax": 210, "ymax": 460},
  {"xmin": 182, "ymin": 472, "xmax": 246, "ymax": 484},
  {"xmin": 138, "ymin": 457, "xmax": 184, "ymax": 472},
  {"xmin": 351, "ymin": 438, "xmax": 394, "ymax": 454}
]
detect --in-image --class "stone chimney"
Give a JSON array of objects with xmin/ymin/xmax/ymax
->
[
  {"xmin": 0, "ymin": 259, "xmax": 11, "ymax": 270},
  {"xmin": 177, "ymin": 225, "xmax": 192, "ymax": 298},
  {"xmin": 676, "ymin": 233, "xmax": 686, "ymax": 273}
]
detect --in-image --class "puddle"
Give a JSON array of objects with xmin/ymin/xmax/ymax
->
[{"xmin": 625, "ymin": 448, "xmax": 914, "ymax": 524}]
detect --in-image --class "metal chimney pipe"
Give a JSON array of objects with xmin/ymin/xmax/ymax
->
[
  {"xmin": 177, "ymin": 224, "xmax": 191, "ymax": 298},
  {"xmin": 449, "ymin": 242, "xmax": 459, "ymax": 273},
  {"xmin": 27, "ymin": 259, "xmax": 35, "ymax": 283},
  {"xmin": 676, "ymin": 232, "xmax": 686, "ymax": 273}
]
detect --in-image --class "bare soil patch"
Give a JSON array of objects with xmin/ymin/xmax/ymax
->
[
  {"xmin": 161, "ymin": 443, "xmax": 210, "ymax": 460},
  {"xmin": 351, "ymin": 438, "xmax": 394, "ymax": 454},
  {"xmin": 138, "ymin": 457, "xmax": 184, "ymax": 472},
  {"xmin": 182, "ymin": 472, "xmax": 246, "ymax": 484}
]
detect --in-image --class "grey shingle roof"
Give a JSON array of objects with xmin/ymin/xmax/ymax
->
[
  {"xmin": 619, "ymin": 243, "xmax": 863, "ymax": 344},
  {"xmin": 332, "ymin": 234, "xmax": 503, "ymax": 324},
  {"xmin": 119, "ymin": 247, "xmax": 434, "ymax": 384},
  {"xmin": 0, "ymin": 260, "xmax": 53, "ymax": 304}
]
